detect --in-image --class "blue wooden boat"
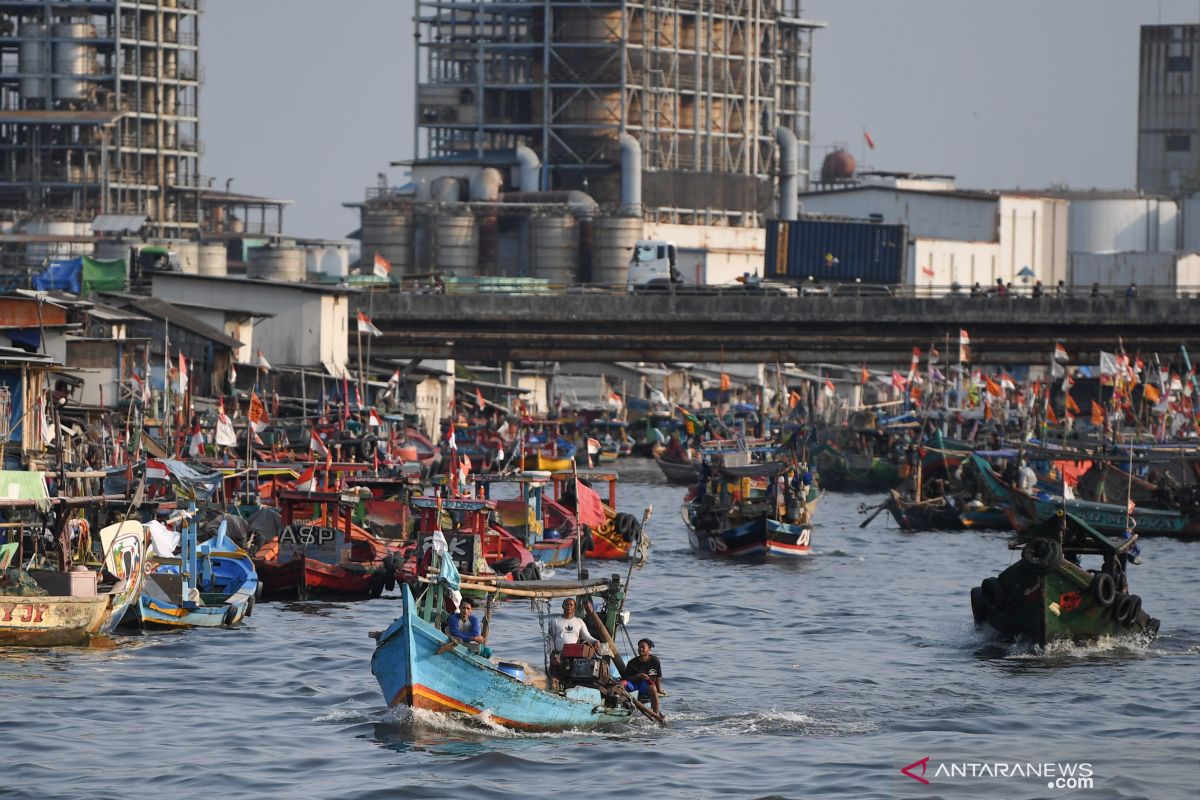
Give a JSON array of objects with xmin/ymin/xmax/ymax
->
[
  {"xmin": 683, "ymin": 462, "xmax": 819, "ymax": 559},
  {"xmin": 133, "ymin": 514, "xmax": 258, "ymax": 628},
  {"xmin": 371, "ymin": 580, "xmax": 635, "ymax": 732}
]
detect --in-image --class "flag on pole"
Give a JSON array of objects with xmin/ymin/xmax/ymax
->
[
  {"xmin": 985, "ymin": 376, "xmax": 1004, "ymax": 398},
  {"xmin": 373, "ymin": 252, "xmax": 391, "ymax": 279},
  {"xmin": 1091, "ymin": 400, "xmax": 1105, "ymax": 426},
  {"xmin": 368, "ymin": 408, "xmax": 383, "ymax": 427},
  {"xmin": 720, "ymin": 373, "xmax": 731, "ymax": 391},
  {"xmin": 1054, "ymin": 342, "xmax": 1069, "ymax": 363},
  {"xmin": 215, "ymin": 401, "xmax": 237, "ymax": 447},
  {"xmin": 823, "ymin": 378, "xmax": 836, "ymax": 398},
  {"xmin": 1066, "ymin": 394, "xmax": 1081, "ymax": 415},
  {"xmin": 959, "ymin": 330, "xmax": 971, "ymax": 363},
  {"xmin": 1127, "ymin": 497, "xmax": 1136, "ymax": 516},
  {"xmin": 177, "ymin": 352, "xmax": 188, "ymax": 395},
  {"xmin": 476, "ymin": 387, "xmax": 486, "ymax": 410},
  {"xmin": 257, "ymin": 350, "xmax": 272, "ymax": 371},
  {"xmin": 356, "ymin": 310, "xmax": 382, "ymax": 337},
  {"xmin": 145, "ymin": 457, "xmax": 168, "ymax": 481},
  {"xmin": 1143, "ymin": 383, "xmax": 1162, "ymax": 404},
  {"xmin": 228, "ymin": 362, "xmax": 238, "ymax": 391},
  {"xmin": 575, "ymin": 478, "xmax": 608, "ymax": 528},
  {"xmin": 891, "ymin": 370, "xmax": 907, "ymax": 391},
  {"xmin": 309, "ymin": 428, "xmax": 329, "ymax": 458},
  {"xmin": 864, "ymin": 130, "xmax": 876, "ymax": 150},
  {"xmin": 295, "ymin": 465, "xmax": 317, "ymax": 492},
  {"xmin": 1099, "ymin": 351, "xmax": 1119, "ymax": 376},
  {"xmin": 860, "ymin": 365, "xmax": 870, "ymax": 384},
  {"xmin": 586, "ymin": 437, "xmax": 601, "ymax": 455},
  {"xmin": 248, "ymin": 391, "xmax": 269, "ymax": 433},
  {"xmin": 187, "ymin": 422, "xmax": 205, "ymax": 457}
]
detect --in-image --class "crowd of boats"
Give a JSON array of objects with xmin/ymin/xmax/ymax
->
[{"xmin": 4, "ymin": 337, "xmax": 1196, "ymax": 730}]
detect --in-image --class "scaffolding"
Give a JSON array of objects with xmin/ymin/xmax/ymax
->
[
  {"xmin": 414, "ymin": 0, "xmax": 821, "ymax": 227},
  {"xmin": 0, "ymin": 0, "xmax": 203, "ymax": 236}
]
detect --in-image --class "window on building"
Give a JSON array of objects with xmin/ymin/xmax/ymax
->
[
  {"xmin": 1166, "ymin": 134, "xmax": 1191, "ymax": 152},
  {"xmin": 1168, "ymin": 55, "xmax": 1193, "ymax": 72}
]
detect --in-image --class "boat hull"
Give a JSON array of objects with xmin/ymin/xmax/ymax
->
[
  {"xmin": 764, "ymin": 518, "xmax": 813, "ymax": 557},
  {"xmin": 655, "ymin": 457, "xmax": 700, "ymax": 486},
  {"xmin": 372, "ymin": 587, "xmax": 631, "ymax": 732},
  {"xmin": 0, "ymin": 596, "xmax": 112, "ymax": 646}
]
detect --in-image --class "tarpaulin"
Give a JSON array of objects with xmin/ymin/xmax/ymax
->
[{"xmin": 81, "ymin": 256, "xmax": 126, "ymax": 295}]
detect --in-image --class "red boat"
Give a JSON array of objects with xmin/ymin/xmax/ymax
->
[
  {"xmin": 251, "ymin": 489, "xmax": 395, "ymax": 599},
  {"xmin": 405, "ymin": 495, "xmax": 537, "ymax": 584},
  {"xmin": 550, "ymin": 470, "xmax": 646, "ymax": 560}
]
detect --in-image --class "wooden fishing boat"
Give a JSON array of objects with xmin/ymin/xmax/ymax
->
[
  {"xmin": 408, "ymin": 495, "xmax": 538, "ymax": 584},
  {"xmin": 370, "ymin": 578, "xmax": 635, "ymax": 732},
  {"xmin": 133, "ymin": 514, "xmax": 257, "ymax": 628},
  {"xmin": 549, "ymin": 470, "xmax": 648, "ymax": 561},
  {"xmin": 971, "ymin": 511, "xmax": 1159, "ymax": 646},
  {"xmin": 252, "ymin": 489, "xmax": 394, "ymax": 599},
  {"xmin": 655, "ymin": 456, "xmax": 701, "ymax": 486},
  {"xmin": 0, "ymin": 516, "xmax": 145, "ymax": 646},
  {"xmin": 811, "ymin": 443, "xmax": 901, "ymax": 493}
]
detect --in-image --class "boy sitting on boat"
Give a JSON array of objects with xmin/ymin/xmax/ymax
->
[{"xmin": 621, "ymin": 638, "xmax": 664, "ymax": 720}]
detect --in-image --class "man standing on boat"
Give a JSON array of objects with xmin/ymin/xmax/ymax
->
[
  {"xmin": 548, "ymin": 597, "xmax": 599, "ymax": 676},
  {"xmin": 447, "ymin": 598, "xmax": 491, "ymax": 657}
]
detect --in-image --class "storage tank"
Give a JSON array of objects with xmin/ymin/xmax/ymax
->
[
  {"xmin": 173, "ymin": 240, "xmax": 199, "ymax": 274},
  {"xmin": 247, "ymin": 244, "xmax": 305, "ymax": 281},
  {"xmin": 24, "ymin": 219, "xmax": 82, "ymax": 266},
  {"xmin": 1068, "ymin": 196, "xmax": 1178, "ymax": 253},
  {"xmin": 94, "ymin": 240, "xmax": 137, "ymax": 264},
  {"xmin": 52, "ymin": 23, "xmax": 96, "ymax": 101},
  {"xmin": 529, "ymin": 216, "xmax": 579, "ymax": 285},
  {"xmin": 434, "ymin": 214, "xmax": 479, "ymax": 277},
  {"xmin": 360, "ymin": 207, "xmax": 413, "ymax": 276},
  {"xmin": 592, "ymin": 216, "xmax": 642, "ymax": 286},
  {"xmin": 303, "ymin": 245, "xmax": 350, "ymax": 277},
  {"xmin": 197, "ymin": 243, "xmax": 228, "ymax": 276},
  {"xmin": 18, "ymin": 24, "xmax": 49, "ymax": 100}
]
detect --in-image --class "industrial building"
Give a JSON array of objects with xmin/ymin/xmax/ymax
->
[
  {"xmin": 1138, "ymin": 24, "xmax": 1200, "ymax": 196},
  {"xmin": 356, "ymin": 0, "xmax": 823, "ymax": 284},
  {"xmin": 0, "ymin": 0, "xmax": 203, "ymax": 236}
]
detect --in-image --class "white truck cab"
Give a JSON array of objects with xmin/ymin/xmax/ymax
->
[{"xmin": 626, "ymin": 239, "xmax": 682, "ymax": 291}]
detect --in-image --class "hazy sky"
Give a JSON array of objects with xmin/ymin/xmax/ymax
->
[{"xmin": 203, "ymin": 1, "xmax": 1200, "ymax": 241}]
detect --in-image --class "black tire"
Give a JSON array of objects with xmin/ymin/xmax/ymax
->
[
  {"xmin": 491, "ymin": 557, "xmax": 521, "ymax": 576},
  {"xmin": 222, "ymin": 604, "xmax": 239, "ymax": 627},
  {"xmin": 359, "ymin": 434, "xmax": 379, "ymax": 461},
  {"xmin": 253, "ymin": 580, "xmax": 264, "ymax": 603},
  {"xmin": 1021, "ymin": 538, "xmax": 1062, "ymax": 573},
  {"xmin": 580, "ymin": 525, "xmax": 595, "ymax": 554},
  {"xmin": 981, "ymin": 577, "xmax": 1005, "ymax": 610},
  {"xmin": 368, "ymin": 572, "xmax": 385, "ymax": 599},
  {"xmin": 616, "ymin": 513, "xmax": 640, "ymax": 541},
  {"xmin": 970, "ymin": 586, "xmax": 988, "ymax": 624},
  {"xmin": 518, "ymin": 563, "xmax": 540, "ymax": 581},
  {"xmin": 244, "ymin": 595, "xmax": 255, "ymax": 617},
  {"xmin": 1091, "ymin": 572, "xmax": 1116, "ymax": 607},
  {"xmin": 1124, "ymin": 595, "xmax": 1143, "ymax": 626},
  {"xmin": 1113, "ymin": 593, "xmax": 1136, "ymax": 624}
]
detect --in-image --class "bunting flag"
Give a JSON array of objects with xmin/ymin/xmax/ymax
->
[
  {"xmin": 959, "ymin": 329, "xmax": 971, "ymax": 363},
  {"xmin": 356, "ymin": 311, "xmax": 382, "ymax": 337},
  {"xmin": 1091, "ymin": 400, "xmax": 1105, "ymax": 426},
  {"xmin": 720, "ymin": 372, "xmax": 731, "ymax": 391},
  {"xmin": 373, "ymin": 252, "xmax": 392, "ymax": 279},
  {"xmin": 476, "ymin": 387, "xmax": 486, "ymax": 410},
  {"xmin": 248, "ymin": 391, "xmax": 269, "ymax": 433},
  {"xmin": 823, "ymin": 378, "xmax": 836, "ymax": 398},
  {"xmin": 1054, "ymin": 342, "xmax": 1069, "ymax": 363},
  {"xmin": 1143, "ymin": 383, "xmax": 1162, "ymax": 404},
  {"xmin": 215, "ymin": 401, "xmax": 237, "ymax": 447},
  {"xmin": 257, "ymin": 350, "xmax": 272, "ymax": 371},
  {"xmin": 309, "ymin": 428, "xmax": 329, "ymax": 458}
]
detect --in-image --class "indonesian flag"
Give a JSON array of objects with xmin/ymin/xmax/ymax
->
[
  {"xmin": 910, "ymin": 347, "xmax": 921, "ymax": 373},
  {"xmin": 476, "ymin": 387, "xmax": 486, "ymax": 410},
  {"xmin": 215, "ymin": 402, "xmax": 237, "ymax": 447},
  {"xmin": 587, "ymin": 437, "xmax": 602, "ymax": 455},
  {"xmin": 959, "ymin": 329, "xmax": 971, "ymax": 363},
  {"xmin": 257, "ymin": 350, "xmax": 272, "ymax": 372},
  {"xmin": 146, "ymin": 457, "xmax": 168, "ymax": 481},
  {"xmin": 131, "ymin": 372, "xmax": 151, "ymax": 405},
  {"xmin": 357, "ymin": 310, "xmax": 382, "ymax": 337},
  {"xmin": 177, "ymin": 352, "xmax": 188, "ymax": 395},
  {"xmin": 368, "ymin": 408, "xmax": 383, "ymax": 427},
  {"xmin": 823, "ymin": 378, "xmax": 836, "ymax": 398},
  {"xmin": 720, "ymin": 373, "xmax": 731, "ymax": 391},
  {"xmin": 447, "ymin": 426, "xmax": 457, "ymax": 452},
  {"xmin": 248, "ymin": 391, "xmax": 269, "ymax": 433},
  {"xmin": 575, "ymin": 478, "xmax": 608, "ymax": 528},
  {"xmin": 309, "ymin": 428, "xmax": 329, "ymax": 458},
  {"xmin": 188, "ymin": 423, "xmax": 205, "ymax": 457},
  {"xmin": 373, "ymin": 252, "xmax": 391, "ymax": 279},
  {"xmin": 1054, "ymin": 342, "xmax": 1069, "ymax": 363},
  {"xmin": 891, "ymin": 369, "xmax": 907, "ymax": 391},
  {"xmin": 294, "ymin": 465, "xmax": 317, "ymax": 492},
  {"xmin": 1000, "ymin": 374, "xmax": 1016, "ymax": 392}
]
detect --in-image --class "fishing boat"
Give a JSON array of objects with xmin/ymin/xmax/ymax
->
[
  {"xmin": 132, "ymin": 513, "xmax": 257, "ymax": 628},
  {"xmin": 549, "ymin": 470, "xmax": 648, "ymax": 561},
  {"xmin": 683, "ymin": 461, "xmax": 819, "ymax": 558},
  {"xmin": 251, "ymin": 489, "xmax": 395, "ymax": 599},
  {"xmin": 471, "ymin": 472, "xmax": 576, "ymax": 569},
  {"xmin": 408, "ymin": 494, "xmax": 538, "ymax": 582},
  {"xmin": 0, "ymin": 511, "xmax": 145, "ymax": 647},
  {"xmin": 370, "ymin": 574, "xmax": 637, "ymax": 731},
  {"xmin": 971, "ymin": 511, "xmax": 1159, "ymax": 646},
  {"xmin": 655, "ymin": 455, "xmax": 701, "ymax": 486}
]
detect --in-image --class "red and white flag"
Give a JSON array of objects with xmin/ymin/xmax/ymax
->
[
  {"xmin": 146, "ymin": 457, "xmax": 168, "ymax": 481},
  {"xmin": 368, "ymin": 408, "xmax": 383, "ymax": 428},
  {"xmin": 177, "ymin": 352, "xmax": 188, "ymax": 395},
  {"xmin": 959, "ymin": 329, "xmax": 971, "ymax": 363},
  {"xmin": 256, "ymin": 350, "xmax": 272, "ymax": 372},
  {"xmin": 188, "ymin": 424, "xmax": 205, "ymax": 458},
  {"xmin": 475, "ymin": 387, "xmax": 486, "ymax": 410},
  {"xmin": 294, "ymin": 465, "xmax": 317, "ymax": 492},
  {"xmin": 309, "ymin": 428, "xmax": 329, "ymax": 458},
  {"xmin": 248, "ymin": 391, "xmax": 269, "ymax": 433},
  {"xmin": 228, "ymin": 362, "xmax": 238, "ymax": 390},
  {"xmin": 357, "ymin": 310, "xmax": 382, "ymax": 337},
  {"xmin": 586, "ymin": 437, "xmax": 601, "ymax": 455},
  {"xmin": 823, "ymin": 378, "xmax": 836, "ymax": 398},
  {"xmin": 373, "ymin": 252, "xmax": 391, "ymax": 279},
  {"xmin": 215, "ymin": 401, "xmax": 238, "ymax": 448}
]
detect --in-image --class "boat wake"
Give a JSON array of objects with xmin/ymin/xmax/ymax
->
[
  {"xmin": 1003, "ymin": 633, "xmax": 1157, "ymax": 660},
  {"xmin": 372, "ymin": 705, "xmax": 614, "ymax": 739},
  {"xmin": 681, "ymin": 708, "xmax": 876, "ymax": 737}
]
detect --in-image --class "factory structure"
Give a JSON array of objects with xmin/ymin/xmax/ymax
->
[{"xmin": 354, "ymin": 0, "xmax": 822, "ymax": 286}]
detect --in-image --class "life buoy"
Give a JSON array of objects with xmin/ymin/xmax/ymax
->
[
  {"xmin": 970, "ymin": 586, "xmax": 988, "ymax": 624},
  {"xmin": 981, "ymin": 577, "xmax": 1005, "ymax": 610},
  {"xmin": 1090, "ymin": 572, "xmax": 1116, "ymax": 607},
  {"xmin": 1112, "ymin": 592, "xmax": 1136, "ymax": 624},
  {"xmin": 1020, "ymin": 538, "xmax": 1062, "ymax": 573}
]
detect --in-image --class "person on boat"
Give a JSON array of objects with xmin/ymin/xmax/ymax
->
[
  {"xmin": 663, "ymin": 433, "xmax": 688, "ymax": 464},
  {"xmin": 621, "ymin": 638, "xmax": 664, "ymax": 718},
  {"xmin": 548, "ymin": 597, "xmax": 599, "ymax": 676},
  {"xmin": 1016, "ymin": 459, "xmax": 1038, "ymax": 495},
  {"xmin": 447, "ymin": 598, "xmax": 492, "ymax": 658}
]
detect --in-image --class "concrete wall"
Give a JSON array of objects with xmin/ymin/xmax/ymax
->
[
  {"xmin": 909, "ymin": 239, "xmax": 1001, "ymax": 288},
  {"xmin": 1070, "ymin": 251, "xmax": 1200, "ymax": 286},
  {"xmin": 797, "ymin": 187, "xmax": 997, "ymax": 241},
  {"xmin": 997, "ymin": 196, "xmax": 1069, "ymax": 286},
  {"xmin": 152, "ymin": 275, "xmax": 348, "ymax": 373}
]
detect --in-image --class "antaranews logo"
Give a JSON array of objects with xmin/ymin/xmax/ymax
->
[{"xmin": 900, "ymin": 757, "xmax": 1095, "ymax": 791}]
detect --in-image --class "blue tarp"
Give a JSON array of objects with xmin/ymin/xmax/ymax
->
[{"xmin": 33, "ymin": 258, "xmax": 82, "ymax": 294}]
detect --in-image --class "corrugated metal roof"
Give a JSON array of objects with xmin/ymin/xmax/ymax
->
[
  {"xmin": 152, "ymin": 272, "xmax": 359, "ymax": 296},
  {"xmin": 165, "ymin": 299, "xmax": 276, "ymax": 319},
  {"xmin": 100, "ymin": 294, "xmax": 243, "ymax": 349},
  {"xmin": 91, "ymin": 214, "xmax": 147, "ymax": 233}
]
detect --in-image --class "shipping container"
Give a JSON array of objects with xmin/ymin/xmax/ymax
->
[{"xmin": 764, "ymin": 218, "xmax": 907, "ymax": 283}]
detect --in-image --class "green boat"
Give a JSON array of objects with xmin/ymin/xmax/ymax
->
[{"xmin": 970, "ymin": 511, "xmax": 1159, "ymax": 647}]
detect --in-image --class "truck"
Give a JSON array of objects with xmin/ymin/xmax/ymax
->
[
  {"xmin": 626, "ymin": 240, "xmax": 683, "ymax": 292},
  {"xmin": 764, "ymin": 218, "xmax": 907, "ymax": 284}
]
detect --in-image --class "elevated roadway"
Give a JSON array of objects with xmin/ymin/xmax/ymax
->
[{"xmin": 354, "ymin": 292, "xmax": 1200, "ymax": 365}]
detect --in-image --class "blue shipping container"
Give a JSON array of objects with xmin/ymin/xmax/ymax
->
[{"xmin": 765, "ymin": 218, "xmax": 907, "ymax": 283}]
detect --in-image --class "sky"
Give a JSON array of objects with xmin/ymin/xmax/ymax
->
[{"xmin": 202, "ymin": 1, "xmax": 1200, "ymax": 241}]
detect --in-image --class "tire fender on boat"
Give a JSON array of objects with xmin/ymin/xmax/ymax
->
[
  {"xmin": 1112, "ymin": 592, "xmax": 1136, "ymax": 624},
  {"xmin": 222, "ymin": 604, "xmax": 239, "ymax": 628},
  {"xmin": 1020, "ymin": 538, "xmax": 1062, "ymax": 573},
  {"xmin": 1090, "ymin": 572, "xmax": 1116, "ymax": 607},
  {"xmin": 244, "ymin": 595, "xmax": 255, "ymax": 617},
  {"xmin": 980, "ymin": 577, "xmax": 1005, "ymax": 610}
]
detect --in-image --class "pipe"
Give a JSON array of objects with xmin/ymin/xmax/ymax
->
[
  {"xmin": 775, "ymin": 126, "xmax": 798, "ymax": 220},
  {"xmin": 618, "ymin": 133, "xmax": 642, "ymax": 217},
  {"xmin": 500, "ymin": 191, "xmax": 598, "ymax": 218},
  {"xmin": 515, "ymin": 145, "xmax": 541, "ymax": 192}
]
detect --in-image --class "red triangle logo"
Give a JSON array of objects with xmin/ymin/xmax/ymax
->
[{"xmin": 901, "ymin": 756, "xmax": 931, "ymax": 785}]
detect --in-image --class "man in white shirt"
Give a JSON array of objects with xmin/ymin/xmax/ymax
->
[{"xmin": 548, "ymin": 597, "xmax": 599, "ymax": 677}]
